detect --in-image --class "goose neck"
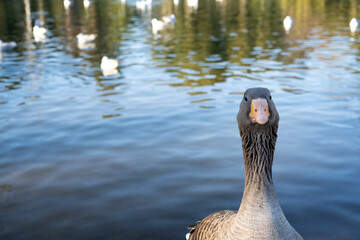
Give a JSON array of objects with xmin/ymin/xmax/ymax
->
[{"xmin": 240, "ymin": 127, "xmax": 277, "ymax": 192}]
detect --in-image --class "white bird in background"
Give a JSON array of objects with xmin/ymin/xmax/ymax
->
[
  {"xmin": 283, "ymin": 16, "xmax": 293, "ymax": 34},
  {"xmin": 151, "ymin": 18, "xmax": 165, "ymax": 34},
  {"xmin": 64, "ymin": 0, "xmax": 72, "ymax": 9},
  {"xmin": 76, "ymin": 33, "xmax": 96, "ymax": 44},
  {"xmin": 136, "ymin": 0, "xmax": 152, "ymax": 12},
  {"xmin": 101, "ymin": 56, "xmax": 119, "ymax": 71},
  {"xmin": 101, "ymin": 56, "xmax": 119, "ymax": 76},
  {"xmin": 350, "ymin": 18, "xmax": 358, "ymax": 33},
  {"xmin": 135, "ymin": 1, "xmax": 145, "ymax": 11},
  {"xmin": 33, "ymin": 20, "xmax": 47, "ymax": 42},
  {"xmin": 173, "ymin": 0, "xmax": 179, "ymax": 5},
  {"xmin": 33, "ymin": 25, "xmax": 47, "ymax": 42},
  {"xmin": 187, "ymin": 0, "xmax": 198, "ymax": 9},
  {"xmin": 76, "ymin": 33, "xmax": 97, "ymax": 50},
  {"xmin": 83, "ymin": 0, "xmax": 91, "ymax": 8}
]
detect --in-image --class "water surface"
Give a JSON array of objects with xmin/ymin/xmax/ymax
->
[{"xmin": 1, "ymin": 0, "xmax": 360, "ymax": 239}]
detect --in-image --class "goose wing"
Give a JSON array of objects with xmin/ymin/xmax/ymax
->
[{"xmin": 187, "ymin": 210, "xmax": 235, "ymax": 240}]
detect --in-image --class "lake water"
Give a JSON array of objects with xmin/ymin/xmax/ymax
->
[{"xmin": 1, "ymin": 0, "xmax": 360, "ymax": 239}]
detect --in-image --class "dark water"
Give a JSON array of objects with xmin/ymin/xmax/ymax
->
[{"xmin": 1, "ymin": 0, "xmax": 360, "ymax": 239}]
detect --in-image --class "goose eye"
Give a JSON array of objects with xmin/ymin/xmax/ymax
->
[
  {"xmin": 269, "ymin": 95, "xmax": 272, "ymax": 100},
  {"xmin": 244, "ymin": 96, "xmax": 248, "ymax": 101}
]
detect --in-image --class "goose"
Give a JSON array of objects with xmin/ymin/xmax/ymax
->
[
  {"xmin": 283, "ymin": 16, "xmax": 293, "ymax": 34},
  {"xmin": 186, "ymin": 88, "xmax": 303, "ymax": 240},
  {"xmin": 350, "ymin": 18, "xmax": 358, "ymax": 33}
]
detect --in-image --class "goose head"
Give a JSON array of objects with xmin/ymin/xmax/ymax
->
[{"xmin": 237, "ymin": 87, "xmax": 279, "ymax": 133}]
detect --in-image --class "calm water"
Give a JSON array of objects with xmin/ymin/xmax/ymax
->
[{"xmin": 1, "ymin": 0, "xmax": 360, "ymax": 239}]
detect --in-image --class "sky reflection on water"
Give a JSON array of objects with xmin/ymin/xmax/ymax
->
[{"xmin": 0, "ymin": 0, "xmax": 360, "ymax": 239}]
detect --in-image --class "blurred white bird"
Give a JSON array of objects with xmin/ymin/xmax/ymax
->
[
  {"xmin": 33, "ymin": 25, "xmax": 47, "ymax": 42},
  {"xmin": 101, "ymin": 56, "xmax": 119, "ymax": 71},
  {"xmin": 101, "ymin": 56, "xmax": 119, "ymax": 76},
  {"xmin": 84, "ymin": 0, "xmax": 91, "ymax": 8},
  {"xmin": 151, "ymin": 18, "xmax": 165, "ymax": 34},
  {"xmin": 64, "ymin": 0, "xmax": 72, "ymax": 9},
  {"xmin": 136, "ymin": 1, "xmax": 145, "ymax": 11},
  {"xmin": 187, "ymin": 0, "xmax": 198, "ymax": 8},
  {"xmin": 173, "ymin": 0, "xmax": 179, "ymax": 5},
  {"xmin": 76, "ymin": 33, "xmax": 97, "ymax": 50},
  {"xmin": 136, "ymin": 0, "xmax": 152, "ymax": 12},
  {"xmin": 33, "ymin": 20, "xmax": 47, "ymax": 42},
  {"xmin": 350, "ymin": 18, "xmax": 358, "ymax": 33},
  {"xmin": 76, "ymin": 33, "xmax": 96, "ymax": 44},
  {"xmin": 0, "ymin": 40, "xmax": 17, "ymax": 51},
  {"xmin": 162, "ymin": 14, "xmax": 176, "ymax": 25},
  {"xmin": 283, "ymin": 16, "xmax": 293, "ymax": 33}
]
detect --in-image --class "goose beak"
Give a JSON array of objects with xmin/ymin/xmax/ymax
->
[{"xmin": 249, "ymin": 99, "xmax": 270, "ymax": 124}]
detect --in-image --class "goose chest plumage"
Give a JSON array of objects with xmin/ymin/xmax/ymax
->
[{"xmin": 186, "ymin": 88, "xmax": 303, "ymax": 240}]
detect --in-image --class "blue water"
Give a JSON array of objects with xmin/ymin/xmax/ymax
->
[{"xmin": 1, "ymin": 0, "xmax": 360, "ymax": 239}]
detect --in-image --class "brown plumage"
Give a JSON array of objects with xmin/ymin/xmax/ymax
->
[
  {"xmin": 186, "ymin": 88, "xmax": 303, "ymax": 240},
  {"xmin": 188, "ymin": 210, "xmax": 236, "ymax": 239}
]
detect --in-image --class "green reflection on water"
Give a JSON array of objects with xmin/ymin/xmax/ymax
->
[{"xmin": 0, "ymin": 0, "xmax": 359, "ymax": 90}]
